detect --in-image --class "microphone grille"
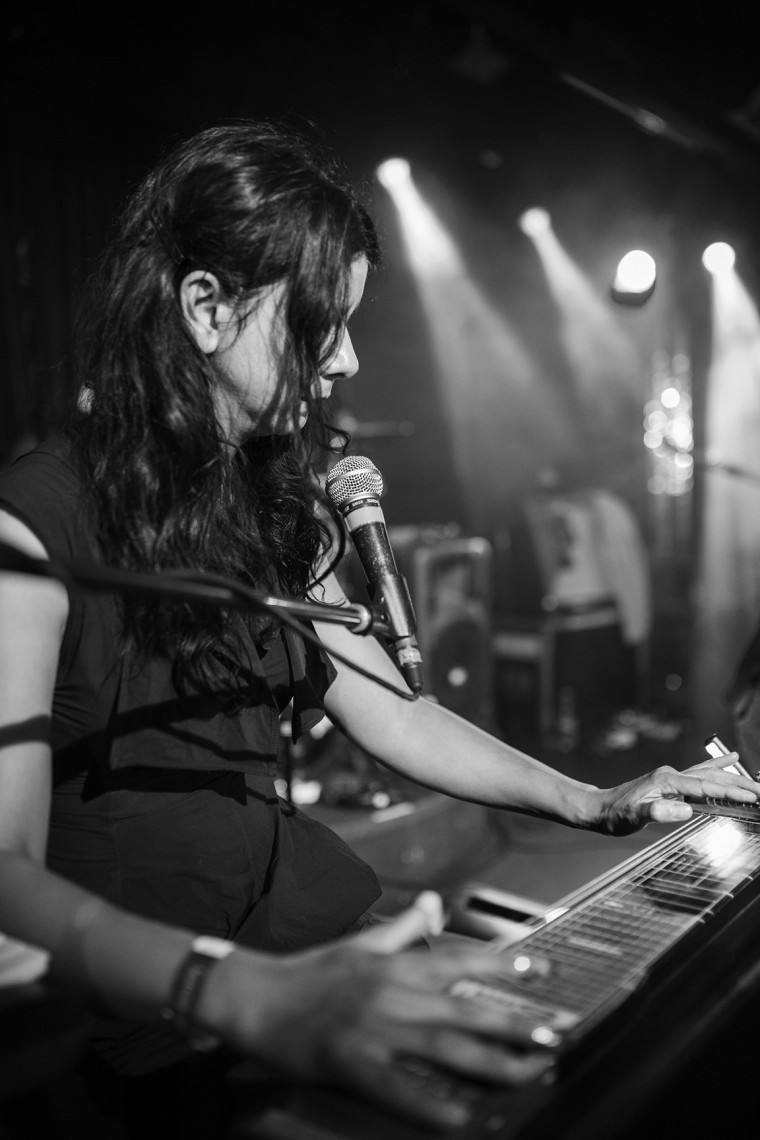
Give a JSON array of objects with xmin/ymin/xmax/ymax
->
[{"xmin": 326, "ymin": 455, "xmax": 384, "ymax": 508}]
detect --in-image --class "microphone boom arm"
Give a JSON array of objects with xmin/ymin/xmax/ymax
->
[
  {"xmin": 0, "ymin": 540, "xmax": 384, "ymax": 635},
  {"xmin": 0, "ymin": 540, "xmax": 421, "ymax": 702}
]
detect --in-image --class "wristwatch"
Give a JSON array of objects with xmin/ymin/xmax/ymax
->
[{"xmin": 161, "ymin": 935, "xmax": 236, "ymax": 1052}]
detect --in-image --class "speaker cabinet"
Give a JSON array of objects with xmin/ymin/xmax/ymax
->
[
  {"xmin": 337, "ymin": 524, "xmax": 494, "ymax": 727},
  {"xmin": 389, "ymin": 527, "xmax": 494, "ymax": 729}
]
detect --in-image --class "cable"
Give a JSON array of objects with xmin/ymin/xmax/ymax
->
[{"xmin": 173, "ymin": 571, "xmax": 421, "ymax": 703}]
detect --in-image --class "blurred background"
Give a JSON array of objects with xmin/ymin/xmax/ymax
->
[{"xmin": 4, "ymin": 0, "xmax": 760, "ymax": 913}]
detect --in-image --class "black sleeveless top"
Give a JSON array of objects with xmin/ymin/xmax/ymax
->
[{"xmin": 0, "ymin": 436, "xmax": 337, "ymax": 782}]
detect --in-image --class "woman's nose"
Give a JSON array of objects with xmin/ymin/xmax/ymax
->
[{"xmin": 323, "ymin": 328, "xmax": 359, "ymax": 380}]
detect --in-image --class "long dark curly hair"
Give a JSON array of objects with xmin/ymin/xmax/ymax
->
[{"xmin": 69, "ymin": 119, "xmax": 379, "ymax": 691}]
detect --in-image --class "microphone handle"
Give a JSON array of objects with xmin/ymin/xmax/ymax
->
[
  {"xmin": 342, "ymin": 510, "xmax": 424, "ymax": 694},
  {"xmin": 364, "ymin": 572, "xmax": 423, "ymax": 693}
]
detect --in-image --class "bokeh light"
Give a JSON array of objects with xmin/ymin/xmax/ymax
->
[
  {"xmin": 614, "ymin": 250, "xmax": 657, "ymax": 293},
  {"xmin": 518, "ymin": 207, "xmax": 551, "ymax": 237},
  {"xmin": 702, "ymin": 242, "xmax": 736, "ymax": 274},
  {"xmin": 376, "ymin": 157, "xmax": 412, "ymax": 189}
]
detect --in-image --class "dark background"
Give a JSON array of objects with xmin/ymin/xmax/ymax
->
[{"xmin": 4, "ymin": 0, "xmax": 760, "ymax": 730}]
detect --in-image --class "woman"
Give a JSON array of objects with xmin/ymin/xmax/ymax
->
[{"xmin": 0, "ymin": 120, "xmax": 755, "ymax": 1135}]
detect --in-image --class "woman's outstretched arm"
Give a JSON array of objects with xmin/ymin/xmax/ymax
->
[{"xmin": 312, "ymin": 572, "xmax": 759, "ymax": 834}]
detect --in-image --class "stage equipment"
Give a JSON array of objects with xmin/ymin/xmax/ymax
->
[
  {"xmin": 518, "ymin": 207, "xmax": 550, "ymax": 236},
  {"xmin": 376, "ymin": 157, "xmax": 411, "ymax": 188},
  {"xmin": 610, "ymin": 249, "xmax": 657, "ymax": 306},
  {"xmin": 241, "ymin": 800, "xmax": 760, "ymax": 1139},
  {"xmin": 703, "ymin": 241, "xmax": 735, "ymax": 274},
  {"xmin": 326, "ymin": 455, "xmax": 423, "ymax": 694},
  {"xmin": 0, "ymin": 539, "xmax": 419, "ymax": 707},
  {"xmin": 403, "ymin": 529, "xmax": 494, "ymax": 730},
  {"xmin": 341, "ymin": 523, "xmax": 495, "ymax": 731}
]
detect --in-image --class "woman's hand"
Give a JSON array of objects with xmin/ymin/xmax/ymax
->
[
  {"xmin": 220, "ymin": 893, "xmax": 557, "ymax": 1129},
  {"xmin": 588, "ymin": 751, "xmax": 760, "ymax": 835}
]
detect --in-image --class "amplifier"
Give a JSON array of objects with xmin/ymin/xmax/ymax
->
[
  {"xmin": 341, "ymin": 525, "xmax": 495, "ymax": 729},
  {"xmin": 402, "ymin": 531, "xmax": 494, "ymax": 730}
]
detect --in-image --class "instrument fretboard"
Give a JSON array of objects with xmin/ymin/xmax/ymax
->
[{"xmin": 454, "ymin": 812, "xmax": 760, "ymax": 1038}]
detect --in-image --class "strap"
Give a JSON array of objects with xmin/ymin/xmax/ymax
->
[{"xmin": 161, "ymin": 935, "xmax": 235, "ymax": 1052}]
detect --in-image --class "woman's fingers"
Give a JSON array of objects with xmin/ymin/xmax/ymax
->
[
  {"xmin": 358, "ymin": 981, "xmax": 558, "ymax": 1053},
  {"xmin": 682, "ymin": 751, "xmax": 758, "ymax": 791},
  {"xmin": 596, "ymin": 755, "xmax": 760, "ymax": 833},
  {"xmin": 333, "ymin": 1023, "xmax": 557, "ymax": 1131},
  {"xmin": 337, "ymin": 1044, "xmax": 477, "ymax": 1130},
  {"xmin": 348, "ymin": 942, "xmax": 562, "ymax": 1055},
  {"xmin": 254, "ymin": 912, "xmax": 562, "ymax": 1114},
  {"xmin": 662, "ymin": 764, "xmax": 759, "ymax": 816},
  {"xmin": 395, "ymin": 1026, "xmax": 557, "ymax": 1084},
  {"xmin": 354, "ymin": 891, "xmax": 444, "ymax": 953}
]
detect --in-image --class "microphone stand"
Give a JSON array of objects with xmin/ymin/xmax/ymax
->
[
  {"xmin": 0, "ymin": 539, "xmax": 387, "ymax": 635},
  {"xmin": 0, "ymin": 540, "xmax": 425, "ymax": 709}
]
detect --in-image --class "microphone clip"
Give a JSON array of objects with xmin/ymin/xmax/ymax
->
[{"xmin": 365, "ymin": 573, "xmax": 424, "ymax": 694}]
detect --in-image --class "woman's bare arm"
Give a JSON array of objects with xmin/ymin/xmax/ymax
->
[{"xmin": 312, "ymin": 572, "xmax": 759, "ymax": 833}]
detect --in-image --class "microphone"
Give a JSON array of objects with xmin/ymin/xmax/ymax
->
[{"xmin": 326, "ymin": 455, "xmax": 423, "ymax": 694}]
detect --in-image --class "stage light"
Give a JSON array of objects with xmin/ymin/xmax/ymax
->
[
  {"xmin": 615, "ymin": 251, "xmax": 656, "ymax": 292},
  {"xmin": 610, "ymin": 250, "xmax": 656, "ymax": 306},
  {"xmin": 518, "ymin": 207, "xmax": 551, "ymax": 237},
  {"xmin": 702, "ymin": 242, "xmax": 735, "ymax": 274},
  {"xmin": 376, "ymin": 157, "xmax": 411, "ymax": 189}
]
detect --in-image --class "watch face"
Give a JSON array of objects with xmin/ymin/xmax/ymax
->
[{"xmin": 192, "ymin": 935, "xmax": 235, "ymax": 959}]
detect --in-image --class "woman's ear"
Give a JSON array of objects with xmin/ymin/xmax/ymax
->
[{"xmin": 179, "ymin": 271, "xmax": 234, "ymax": 354}]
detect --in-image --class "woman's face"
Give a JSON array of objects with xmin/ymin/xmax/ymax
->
[{"xmin": 211, "ymin": 255, "xmax": 368, "ymax": 445}]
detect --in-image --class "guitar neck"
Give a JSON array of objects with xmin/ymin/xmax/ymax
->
[{"xmin": 466, "ymin": 812, "xmax": 760, "ymax": 1042}]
